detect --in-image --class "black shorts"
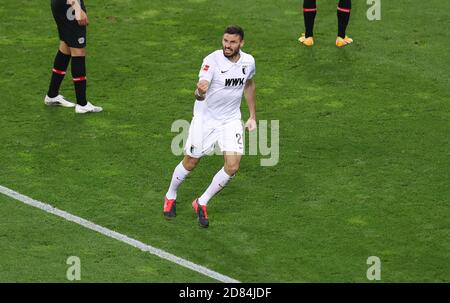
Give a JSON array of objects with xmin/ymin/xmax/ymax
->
[{"xmin": 51, "ymin": 0, "xmax": 87, "ymax": 48}]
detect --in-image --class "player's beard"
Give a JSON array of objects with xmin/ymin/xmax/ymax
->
[{"xmin": 223, "ymin": 46, "xmax": 240, "ymax": 59}]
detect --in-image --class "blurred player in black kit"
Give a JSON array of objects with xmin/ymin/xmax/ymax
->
[
  {"xmin": 298, "ymin": 0, "xmax": 353, "ymax": 47},
  {"xmin": 45, "ymin": 0, "xmax": 102, "ymax": 113}
]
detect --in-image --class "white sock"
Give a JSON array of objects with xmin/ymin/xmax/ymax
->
[
  {"xmin": 198, "ymin": 167, "xmax": 233, "ymax": 206},
  {"xmin": 166, "ymin": 161, "xmax": 191, "ymax": 200}
]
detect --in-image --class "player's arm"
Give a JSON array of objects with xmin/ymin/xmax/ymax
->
[
  {"xmin": 195, "ymin": 58, "xmax": 214, "ymax": 101},
  {"xmin": 68, "ymin": 0, "xmax": 88, "ymax": 26},
  {"xmin": 244, "ymin": 79, "xmax": 257, "ymax": 131},
  {"xmin": 195, "ymin": 80, "xmax": 209, "ymax": 101}
]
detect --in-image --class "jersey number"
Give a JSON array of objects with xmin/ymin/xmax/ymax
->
[
  {"xmin": 236, "ymin": 133, "xmax": 242, "ymax": 145},
  {"xmin": 66, "ymin": 7, "xmax": 76, "ymax": 21}
]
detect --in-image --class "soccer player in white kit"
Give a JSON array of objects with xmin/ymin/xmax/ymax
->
[{"xmin": 163, "ymin": 25, "xmax": 257, "ymax": 228}]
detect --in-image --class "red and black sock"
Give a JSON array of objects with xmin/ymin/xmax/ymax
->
[
  {"xmin": 303, "ymin": 0, "xmax": 317, "ymax": 38},
  {"xmin": 71, "ymin": 56, "xmax": 87, "ymax": 106},
  {"xmin": 47, "ymin": 50, "xmax": 71, "ymax": 98},
  {"xmin": 337, "ymin": 0, "xmax": 352, "ymax": 38}
]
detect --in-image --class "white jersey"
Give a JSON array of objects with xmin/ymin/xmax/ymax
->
[{"xmin": 194, "ymin": 49, "xmax": 256, "ymax": 122}]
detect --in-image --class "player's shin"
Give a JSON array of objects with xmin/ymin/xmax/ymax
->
[
  {"xmin": 337, "ymin": 0, "xmax": 352, "ymax": 38},
  {"xmin": 166, "ymin": 161, "xmax": 191, "ymax": 200},
  {"xmin": 48, "ymin": 50, "xmax": 71, "ymax": 98},
  {"xmin": 303, "ymin": 0, "xmax": 317, "ymax": 38},
  {"xmin": 198, "ymin": 167, "xmax": 233, "ymax": 206},
  {"xmin": 71, "ymin": 56, "xmax": 87, "ymax": 106}
]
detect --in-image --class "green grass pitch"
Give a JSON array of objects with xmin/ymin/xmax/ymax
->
[{"xmin": 0, "ymin": 0, "xmax": 449, "ymax": 282}]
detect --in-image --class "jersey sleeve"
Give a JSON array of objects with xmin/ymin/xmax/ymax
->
[
  {"xmin": 198, "ymin": 56, "xmax": 215, "ymax": 82},
  {"xmin": 247, "ymin": 58, "xmax": 256, "ymax": 80}
]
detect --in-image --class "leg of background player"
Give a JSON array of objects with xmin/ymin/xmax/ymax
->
[
  {"xmin": 44, "ymin": 41, "xmax": 75, "ymax": 107},
  {"xmin": 48, "ymin": 41, "xmax": 71, "ymax": 98},
  {"xmin": 71, "ymin": 47, "xmax": 103, "ymax": 113},
  {"xmin": 299, "ymin": 0, "xmax": 317, "ymax": 46},
  {"xmin": 70, "ymin": 48, "xmax": 87, "ymax": 106},
  {"xmin": 336, "ymin": 0, "xmax": 353, "ymax": 47},
  {"xmin": 304, "ymin": 0, "xmax": 317, "ymax": 38}
]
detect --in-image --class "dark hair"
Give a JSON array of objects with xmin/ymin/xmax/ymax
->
[{"xmin": 224, "ymin": 25, "xmax": 244, "ymax": 40}]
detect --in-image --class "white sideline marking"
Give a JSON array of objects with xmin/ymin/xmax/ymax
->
[{"xmin": 0, "ymin": 185, "xmax": 240, "ymax": 283}]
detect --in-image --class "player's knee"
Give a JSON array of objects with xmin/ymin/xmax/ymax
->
[
  {"xmin": 70, "ymin": 47, "xmax": 86, "ymax": 57},
  {"xmin": 183, "ymin": 156, "xmax": 199, "ymax": 171},
  {"xmin": 304, "ymin": 0, "xmax": 317, "ymax": 8},
  {"xmin": 59, "ymin": 41, "xmax": 71, "ymax": 55},
  {"xmin": 224, "ymin": 162, "xmax": 240, "ymax": 176}
]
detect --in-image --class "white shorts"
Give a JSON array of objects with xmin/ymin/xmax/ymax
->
[{"xmin": 184, "ymin": 117, "xmax": 244, "ymax": 158}]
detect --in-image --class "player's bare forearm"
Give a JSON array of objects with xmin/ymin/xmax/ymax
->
[{"xmin": 244, "ymin": 79, "xmax": 256, "ymax": 119}]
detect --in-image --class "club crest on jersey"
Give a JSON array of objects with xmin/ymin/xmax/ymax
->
[
  {"xmin": 242, "ymin": 65, "xmax": 248, "ymax": 75},
  {"xmin": 225, "ymin": 78, "xmax": 245, "ymax": 87},
  {"xmin": 203, "ymin": 65, "xmax": 210, "ymax": 71}
]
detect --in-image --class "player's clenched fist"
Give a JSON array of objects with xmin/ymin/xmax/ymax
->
[{"xmin": 195, "ymin": 80, "xmax": 209, "ymax": 101}]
